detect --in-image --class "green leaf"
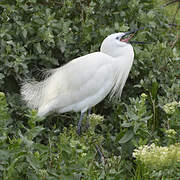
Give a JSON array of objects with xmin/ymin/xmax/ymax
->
[
  {"xmin": 26, "ymin": 154, "xmax": 42, "ymax": 171},
  {"xmin": 1, "ymin": 73, "xmax": 7, "ymax": 82},
  {"xmin": 151, "ymin": 81, "xmax": 159, "ymax": 99},
  {"xmin": 26, "ymin": 126, "xmax": 45, "ymax": 140},
  {"xmin": 121, "ymin": 122, "xmax": 132, "ymax": 128},
  {"xmin": 119, "ymin": 130, "xmax": 134, "ymax": 144},
  {"xmin": 35, "ymin": 43, "xmax": 43, "ymax": 54},
  {"xmin": 22, "ymin": 29, "xmax": 27, "ymax": 39},
  {"xmin": 0, "ymin": 149, "xmax": 9, "ymax": 161},
  {"xmin": 141, "ymin": 115, "xmax": 153, "ymax": 122}
]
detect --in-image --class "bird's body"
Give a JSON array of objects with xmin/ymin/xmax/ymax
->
[{"xmin": 21, "ymin": 32, "xmax": 134, "ymax": 119}]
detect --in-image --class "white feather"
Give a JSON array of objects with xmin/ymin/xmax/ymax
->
[{"xmin": 21, "ymin": 32, "xmax": 134, "ymax": 117}]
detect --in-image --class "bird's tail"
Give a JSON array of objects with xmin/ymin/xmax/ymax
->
[
  {"xmin": 20, "ymin": 69, "xmax": 56, "ymax": 109},
  {"xmin": 21, "ymin": 80, "xmax": 46, "ymax": 109}
]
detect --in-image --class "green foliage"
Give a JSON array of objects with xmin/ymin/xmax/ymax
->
[
  {"xmin": 133, "ymin": 143, "xmax": 180, "ymax": 179},
  {"xmin": 133, "ymin": 102, "xmax": 180, "ymax": 179},
  {"xmin": 0, "ymin": 92, "xmax": 12, "ymax": 144},
  {"xmin": 0, "ymin": 102, "xmax": 129, "ymax": 179},
  {"xmin": 0, "ymin": 0, "xmax": 179, "ymax": 179}
]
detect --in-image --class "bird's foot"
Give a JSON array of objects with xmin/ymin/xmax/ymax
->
[
  {"xmin": 76, "ymin": 112, "xmax": 84, "ymax": 135},
  {"xmin": 85, "ymin": 121, "xmax": 90, "ymax": 130},
  {"xmin": 76, "ymin": 126, "xmax": 81, "ymax": 136},
  {"xmin": 95, "ymin": 144, "xmax": 105, "ymax": 164}
]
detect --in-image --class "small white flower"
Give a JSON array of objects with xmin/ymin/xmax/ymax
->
[
  {"xmin": 163, "ymin": 101, "xmax": 179, "ymax": 114},
  {"xmin": 141, "ymin": 93, "xmax": 147, "ymax": 99},
  {"xmin": 133, "ymin": 143, "xmax": 180, "ymax": 169}
]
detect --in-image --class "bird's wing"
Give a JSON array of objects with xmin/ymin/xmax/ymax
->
[{"xmin": 41, "ymin": 52, "xmax": 115, "ymax": 108}]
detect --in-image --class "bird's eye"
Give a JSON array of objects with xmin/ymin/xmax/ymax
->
[{"xmin": 116, "ymin": 37, "xmax": 119, "ymax": 40}]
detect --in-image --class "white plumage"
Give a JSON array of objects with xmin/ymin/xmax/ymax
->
[{"xmin": 21, "ymin": 32, "xmax": 134, "ymax": 118}]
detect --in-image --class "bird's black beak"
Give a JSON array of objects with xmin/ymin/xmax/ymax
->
[
  {"xmin": 121, "ymin": 27, "xmax": 153, "ymax": 44},
  {"xmin": 120, "ymin": 27, "xmax": 144, "ymax": 43},
  {"xmin": 121, "ymin": 27, "xmax": 144, "ymax": 39}
]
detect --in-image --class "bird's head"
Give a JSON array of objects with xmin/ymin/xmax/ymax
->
[{"xmin": 100, "ymin": 28, "xmax": 144, "ymax": 57}]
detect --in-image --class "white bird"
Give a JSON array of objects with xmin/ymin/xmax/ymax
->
[{"xmin": 21, "ymin": 29, "xmax": 139, "ymax": 134}]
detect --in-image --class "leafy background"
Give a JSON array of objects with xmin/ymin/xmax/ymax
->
[{"xmin": 0, "ymin": 0, "xmax": 179, "ymax": 179}]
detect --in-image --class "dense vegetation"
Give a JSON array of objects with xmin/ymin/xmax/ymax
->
[{"xmin": 0, "ymin": 0, "xmax": 179, "ymax": 179}]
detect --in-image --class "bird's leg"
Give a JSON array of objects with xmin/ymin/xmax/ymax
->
[
  {"xmin": 95, "ymin": 144, "xmax": 105, "ymax": 164},
  {"xmin": 87, "ymin": 108, "xmax": 91, "ymax": 116},
  {"xmin": 77, "ymin": 112, "xmax": 84, "ymax": 135},
  {"xmin": 85, "ymin": 108, "xmax": 91, "ymax": 129}
]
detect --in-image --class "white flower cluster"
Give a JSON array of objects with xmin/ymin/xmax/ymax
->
[
  {"xmin": 89, "ymin": 114, "xmax": 104, "ymax": 122},
  {"xmin": 133, "ymin": 143, "xmax": 180, "ymax": 169},
  {"xmin": 141, "ymin": 93, "xmax": 147, "ymax": 99},
  {"xmin": 163, "ymin": 101, "xmax": 180, "ymax": 115},
  {"xmin": 89, "ymin": 113, "xmax": 104, "ymax": 128},
  {"xmin": 37, "ymin": 169, "xmax": 48, "ymax": 177},
  {"xmin": 165, "ymin": 129, "xmax": 177, "ymax": 138},
  {"xmin": 69, "ymin": 139, "xmax": 88, "ymax": 157},
  {"xmin": 0, "ymin": 92, "xmax": 5, "ymax": 97}
]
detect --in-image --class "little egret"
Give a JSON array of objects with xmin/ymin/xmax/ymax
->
[{"xmin": 21, "ymin": 29, "xmax": 141, "ymax": 134}]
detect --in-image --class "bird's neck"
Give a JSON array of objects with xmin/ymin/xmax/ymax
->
[
  {"xmin": 109, "ymin": 44, "xmax": 134, "ymax": 100},
  {"xmin": 115, "ymin": 44, "xmax": 134, "ymax": 69},
  {"xmin": 115, "ymin": 44, "xmax": 134, "ymax": 58},
  {"xmin": 102, "ymin": 44, "xmax": 134, "ymax": 59}
]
